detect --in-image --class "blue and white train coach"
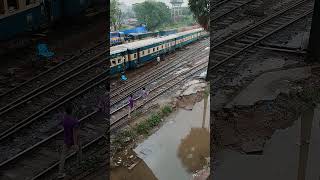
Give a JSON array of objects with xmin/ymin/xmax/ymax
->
[{"xmin": 110, "ymin": 28, "xmax": 207, "ymax": 75}]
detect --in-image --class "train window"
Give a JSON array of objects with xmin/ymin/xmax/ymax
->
[
  {"xmin": 157, "ymin": 47, "xmax": 159, "ymax": 50},
  {"xmin": 134, "ymin": 54, "xmax": 137, "ymax": 58},
  {"xmin": 162, "ymin": 45, "xmax": 164, "ymax": 48},
  {"xmin": 148, "ymin": 49, "xmax": 151, "ymax": 54},
  {"xmin": 111, "ymin": 59, "xmax": 117, "ymax": 66},
  {"xmin": 142, "ymin": 51, "xmax": 145, "ymax": 55},
  {"xmin": 153, "ymin": 48, "xmax": 155, "ymax": 52}
]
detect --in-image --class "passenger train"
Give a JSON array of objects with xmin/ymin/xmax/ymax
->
[{"xmin": 110, "ymin": 28, "xmax": 208, "ymax": 75}]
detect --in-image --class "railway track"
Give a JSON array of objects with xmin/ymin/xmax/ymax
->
[
  {"xmin": 1, "ymin": 0, "xmax": 312, "ymax": 178},
  {"xmin": 0, "ymin": 76, "xmax": 109, "ymax": 179},
  {"xmin": 111, "ymin": 39, "xmax": 210, "ymax": 106},
  {"xmin": 210, "ymin": 0, "xmax": 305, "ymax": 46},
  {"xmin": 111, "ymin": 57, "xmax": 208, "ymax": 124},
  {"xmin": 0, "ymin": 38, "xmax": 208, "ymax": 179},
  {"xmin": 208, "ymin": 0, "xmax": 313, "ymax": 76},
  {"xmin": 0, "ymin": 40, "xmax": 107, "ymax": 111},
  {"xmin": 0, "ymin": 57, "xmax": 108, "ymax": 141},
  {"xmin": 26, "ymin": 0, "xmax": 315, "ymax": 178},
  {"xmin": 0, "ymin": 57, "xmax": 208, "ymax": 180},
  {"xmin": 211, "ymin": 0, "xmax": 257, "ymax": 22},
  {"xmin": 28, "ymin": 57, "xmax": 209, "ymax": 180}
]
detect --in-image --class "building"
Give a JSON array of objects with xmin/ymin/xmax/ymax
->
[{"xmin": 170, "ymin": 0, "xmax": 183, "ymax": 22}]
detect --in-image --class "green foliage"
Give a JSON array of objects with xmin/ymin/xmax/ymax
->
[
  {"xmin": 133, "ymin": 1, "xmax": 172, "ymax": 30},
  {"xmin": 135, "ymin": 121, "xmax": 150, "ymax": 135},
  {"xmin": 147, "ymin": 114, "xmax": 161, "ymax": 128},
  {"xmin": 161, "ymin": 105, "xmax": 173, "ymax": 117},
  {"xmin": 110, "ymin": 0, "xmax": 122, "ymax": 30},
  {"xmin": 188, "ymin": 0, "xmax": 210, "ymax": 30}
]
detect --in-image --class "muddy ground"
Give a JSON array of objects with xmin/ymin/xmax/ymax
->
[{"xmin": 209, "ymin": 4, "xmax": 320, "ymax": 178}]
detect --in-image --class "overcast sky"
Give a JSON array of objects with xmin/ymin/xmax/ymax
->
[{"xmin": 118, "ymin": 0, "xmax": 188, "ymax": 7}]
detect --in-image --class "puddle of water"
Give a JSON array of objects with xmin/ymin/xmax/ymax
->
[
  {"xmin": 228, "ymin": 67, "xmax": 311, "ymax": 107},
  {"xmin": 134, "ymin": 97, "xmax": 210, "ymax": 180},
  {"xmin": 213, "ymin": 105, "xmax": 320, "ymax": 180}
]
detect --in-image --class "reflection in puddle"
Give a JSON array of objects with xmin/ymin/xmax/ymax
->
[
  {"xmin": 178, "ymin": 127, "xmax": 210, "ymax": 173},
  {"xmin": 134, "ymin": 97, "xmax": 210, "ymax": 180}
]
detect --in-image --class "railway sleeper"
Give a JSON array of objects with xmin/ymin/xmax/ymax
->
[{"xmin": 214, "ymin": 50, "xmax": 233, "ymax": 57}]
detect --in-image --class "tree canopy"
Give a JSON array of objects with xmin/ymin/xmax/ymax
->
[
  {"xmin": 110, "ymin": 0, "xmax": 122, "ymax": 31},
  {"xmin": 188, "ymin": 0, "xmax": 210, "ymax": 30},
  {"xmin": 133, "ymin": 1, "xmax": 172, "ymax": 31}
]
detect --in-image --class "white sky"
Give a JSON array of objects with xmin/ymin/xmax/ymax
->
[{"xmin": 118, "ymin": 0, "xmax": 188, "ymax": 7}]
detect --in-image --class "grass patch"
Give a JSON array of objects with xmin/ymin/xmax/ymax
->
[
  {"xmin": 131, "ymin": 110, "xmax": 142, "ymax": 118},
  {"xmin": 135, "ymin": 121, "xmax": 150, "ymax": 135},
  {"xmin": 161, "ymin": 105, "xmax": 173, "ymax": 116},
  {"xmin": 113, "ymin": 129, "xmax": 136, "ymax": 145},
  {"xmin": 147, "ymin": 114, "xmax": 161, "ymax": 128},
  {"xmin": 112, "ymin": 104, "xmax": 174, "ymax": 147}
]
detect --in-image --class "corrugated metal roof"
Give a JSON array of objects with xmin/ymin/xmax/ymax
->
[
  {"xmin": 124, "ymin": 28, "xmax": 203, "ymax": 50},
  {"xmin": 110, "ymin": 28, "xmax": 204, "ymax": 53},
  {"xmin": 110, "ymin": 45, "xmax": 127, "ymax": 55}
]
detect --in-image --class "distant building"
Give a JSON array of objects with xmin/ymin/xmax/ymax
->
[
  {"xmin": 170, "ymin": 0, "xmax": 184, "ymax": 22},
  {"xmin": 126, "ymin": 18, "xmax": 139, "ymax": 26}
]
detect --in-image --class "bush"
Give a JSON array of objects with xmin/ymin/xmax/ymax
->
[
  {"xmin": 161, "ymin": 105, "xmax": 172, "ymax": 117},
  {"xmin": 136, "ymin": 122, "xmax": 150, "ymax": 135},
  {"xmin": 147, "ymin": 114, "xmax": 161, "ymax": 128}
]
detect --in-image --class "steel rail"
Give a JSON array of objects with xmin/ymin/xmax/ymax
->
[{"xmin": 0, "ymin": 40, "xmax": 107, "ymax": 109}]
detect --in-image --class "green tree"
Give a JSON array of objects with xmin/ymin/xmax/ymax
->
[
  {"xmin": 188, "ymin": 0, "xmax": 209, "ymax": 30},
  {"xmin": 110, "ymin": 0, "xmax": 122, "ymax": 31},
  {"xmin": 133, "ymin": 1, "xmax": 172, "ymax": 31}
]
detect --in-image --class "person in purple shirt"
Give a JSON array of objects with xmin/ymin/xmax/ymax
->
[
  {"xmin": 58, "ymin": 106, "xmax": 81, "ymax": 178},
  {"xmin": 128, "ymin": 94, "xmax": 134, "ymax": 118}
]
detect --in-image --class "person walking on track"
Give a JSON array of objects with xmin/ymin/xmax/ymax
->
[
  {"xmin": 128, "ymin": 94, "xmax": 134, "ymax": 118},
  {"xmin": 157, "ymin": 56, "xmax": 161, "ymax": 63},
  {"xmin": 58, "ymin": 106, "xmax": 81, "ymax": 179},
  {"xmin": 141, "ymin": 87, "xmax": 148, "ymax": 103}
]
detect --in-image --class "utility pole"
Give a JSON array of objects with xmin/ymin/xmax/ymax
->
[{"xmin": 308, "ymin": 0, "xmax": 320, "ymax": 61}]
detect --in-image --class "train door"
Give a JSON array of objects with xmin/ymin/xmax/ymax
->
[
  {"xmin": 137, "ymin": 48, "xmax": 141, "ymax": 65},
  {"xmin": 44, "ymin": 0, "xmax": 62, "ymax": 22}
]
